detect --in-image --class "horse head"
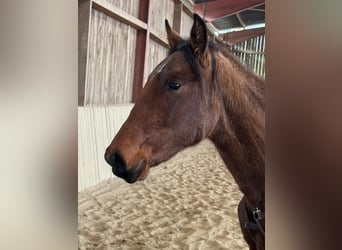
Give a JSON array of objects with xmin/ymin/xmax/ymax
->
[{"xmin": 105, "ymin": 14, "xmax": 219, "ymax": 183}]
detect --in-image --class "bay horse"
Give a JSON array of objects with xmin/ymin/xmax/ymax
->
[{"xmin": 105, "ymin": 14, "xmax": 265, "ymax": 250}]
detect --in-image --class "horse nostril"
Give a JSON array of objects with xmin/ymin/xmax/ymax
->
[{"xmin": 109, "ymin": 153, "xmax": 127, "ymax": 173}]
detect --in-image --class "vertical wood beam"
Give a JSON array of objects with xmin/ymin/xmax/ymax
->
[
  {"xmin": 78, "ymin": 0, "xmax": 92, "ymax": 106},
  {"xmin": 173, "ymin": 0, "xmax": 183, "ymax": 33},
  {"xmin": 132, "ymin": 0, "xmax": 150, "ymax": 103}
]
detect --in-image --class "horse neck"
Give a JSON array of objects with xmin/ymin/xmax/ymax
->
[{"xmin": 209, "ymin": 51, "xmax": 265, "ymax": 209}]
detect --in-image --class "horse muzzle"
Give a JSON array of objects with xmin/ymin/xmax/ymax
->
[{"xmin": 105, "ymin": 149, "xmax": 149, "ymax": 183}]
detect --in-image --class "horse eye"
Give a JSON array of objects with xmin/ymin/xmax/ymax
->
[{"xmin": 168, "ymin": 81, "xmax": 182, "ymax": 90}]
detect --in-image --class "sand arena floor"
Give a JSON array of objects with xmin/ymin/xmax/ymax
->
[{"xmin": 78, "ymin": 140, "xmax": 248, "ymax": 250}]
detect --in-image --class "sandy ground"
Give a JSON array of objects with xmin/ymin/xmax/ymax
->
[{"xmin": 78, "ymin": 140, "xmax": 248, "ymax": 250}]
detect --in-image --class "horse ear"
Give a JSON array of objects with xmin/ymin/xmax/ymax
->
[
  {"xmin": 190, "ymin": 14, "xmax": 208, "ymax": 57},
  {"xmin": 165, "ymin": 19, "xmax": 183, "ymax": 48}
]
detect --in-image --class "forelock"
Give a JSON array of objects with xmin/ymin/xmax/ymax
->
[{"xmin": 168, "ymin": 40, "xmax": 199, "ymax": 78}]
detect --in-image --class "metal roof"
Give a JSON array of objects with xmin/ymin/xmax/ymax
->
[{"xmin": 189, "ymin": 0, "xmax": 265, "ymax": 45}]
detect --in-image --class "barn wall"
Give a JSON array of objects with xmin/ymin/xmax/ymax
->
[
  {"xmin": 180, "ymin": 10, "xmax": 193, "ymax": 37},
  {"xmin": 150, "ymin": 0, "xmax": 175, "ymax": 39},
  {"xmin": 85, "ymin": 9, "xmax": 137, "ymax": 105},
  {"xmin": 78, "ymin": 105, "xmax": 134, "ymax": 191},
  {"xmin": 81, "ymin": 0, "xmax": 195, "ymax": 107},
  {"xmin": 146, "ymin": 39, "xmax": 168, "ymax": 76}
]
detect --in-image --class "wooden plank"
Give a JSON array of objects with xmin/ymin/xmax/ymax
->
[
  {"xmin": 150, "ymin": 0, "xmax": 175, "ymax": 40},
  {"xmin": 147, "ymin": 39, "xmax": 168, "ymax": 76},
  {"xmin": 180, "ymin": 9, "xmax": 193, "ymax": 36},
  {"xmin": 92, "ymin": 0, "xmax": 147, "ymax": 30},
  {"xmin": 173, "ymin": 1, "xmax": 183, "ymax": 33},
  {"xmin": 182, "ymin": 2, "xmax": 193, "ymax": 17},
  {"xmin": 236, "ymin": 13, "xmax": 246, "ymax": 28},
  {"xmin": 132, "ymin": 0, "xmax": 150, "ymax": 102},
  {"xmin": 78, "ymin": 0, "xmax": 92, "ymax": 106},
  {"xmin": 78, "ymin": 105, "xmax": 134, "ymax": 191},
  {"xmin": 150, "ymin": 28, "xmax": 169, "ymax": 49},
  {"xmin": 132, "ymin": 30, "xmax": 148, "ymax": 102},
  {"xmin": 220, "ymin": 27, "xmax": 265, "ymax": 46},
  {"xmin": 85, "ymin": 9, "xmax": 137, "ymax": 105},
  {"xmin": 105, "ymin": 0, "xmax": 140, "ymax": 18}
]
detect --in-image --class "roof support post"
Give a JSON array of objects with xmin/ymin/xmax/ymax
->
[
  {"xmin": 78, "ymin": 0, "xmax": 92, "ymax": 106},
  {"xmin": 132, "ymin": 0, "xmax": 150, "ymax": 103},
  {"xmin": 173, "ymin": 0, "xmax": 183, "ymax": 33}
]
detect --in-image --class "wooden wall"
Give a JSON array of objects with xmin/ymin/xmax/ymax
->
[
  {"xmin": 79, "ymin": 0, "xmax": 195, "ymax": 106},
  {"xmin": 180, "ymin": 10, "xmax": 193, "ymax": 37},
  {"xmin": 146, "ymin": 39, "xmax": 168, "ymax": 76},
  {"xmin": 78, "ymin": 105, "xmax": 134, "ymax": 191},
  {"xmin": 150, "ymin": 0, "xmax": 175, "ymax": 39},
  {"xmin": 85, "ymin": 9, "xmax": 137, "ymax": 105}
]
